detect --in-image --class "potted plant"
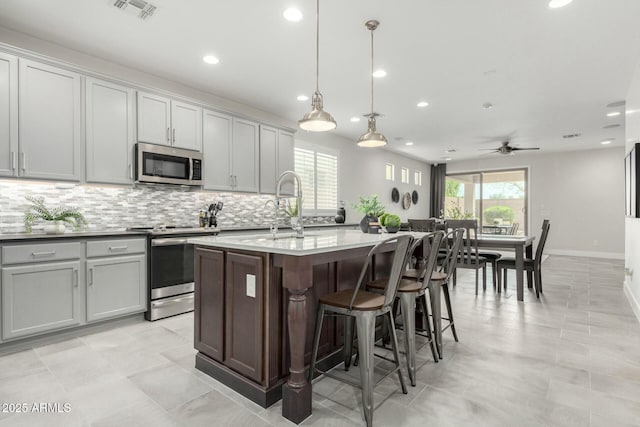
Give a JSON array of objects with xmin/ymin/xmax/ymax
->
[
  {"xmin": 379, "ymin": 213, "xmax": 401, "ymax": 233},
  {"xmin": 283, "ymin": 198, "xmax": 301, "ymax": 228},
  {"xmin": 24, "ymin": 196, "xmax": 88, "ymax": 234},
  {"xmin": 351, "ymin": 195, "xmax": 385, "ymax": 233}
]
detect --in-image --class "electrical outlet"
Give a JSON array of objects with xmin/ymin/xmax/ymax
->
[{"xmin": 246, "ymin": 274, "xmax": 256, "ymax": 298}]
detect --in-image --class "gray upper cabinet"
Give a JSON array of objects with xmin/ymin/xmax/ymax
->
[
  {"xmin": 259, "ymin": 125, "xmax": 295, "ymax": 195},
  {"xmin": 0, "ymin": 52, "xmax": 18, "ymax": 178},
  {"xmin": 203, "ymin": 109, "xmax": 233, "ymax": 191},
  {"xmin": 232, "ymin": 118, "xmax": 259, "ymax": 192},
  {"xmin": 1, "ymin": 260, "xmax": 82, "ymax": 341},
  {"xmin": 203, "ymin": 111, "xmax": 259, "ymax": 192},
  {"xmin": 19, "ymin": 59, "xmax": 82, "ymax": 181},
  {"xmin": 137, "ymin": 91, "xmax": 202, "ymax": 151},
  {"xmin": 86, "ymin": 78, "xmax": 135, "ymax": 184}
]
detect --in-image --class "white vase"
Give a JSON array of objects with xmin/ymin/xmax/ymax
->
[
  {"xmin": 43, "ymin": 220, "xmax": 66, "ymax": 234},
  {"xmin": 289, "ymin": 217, "xmax": 299, "ymax": 228}
]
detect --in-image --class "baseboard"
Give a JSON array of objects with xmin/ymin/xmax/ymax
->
[
  {"xmin": 624, "ymin": 280, "xmax": 640, "ymax": 323},
  {"xmin": 546, "ymin": 249, "xmax": 624, "ymax": 260}
]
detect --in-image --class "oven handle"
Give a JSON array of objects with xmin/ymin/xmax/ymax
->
[
  {"xmin": 152, "ymin": 238, "xmax": 190, "ymax": 246},
  {"xmin": 152, "ymin": 294, "xmax": 194, "ymax": 306}
]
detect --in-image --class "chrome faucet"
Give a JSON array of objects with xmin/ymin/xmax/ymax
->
[
  {"xmin": 261, "ymin": 198, "xmax": 280, "ymax": 239},
  {"xmin": 276, "ymin": 170, "xmax": 304, "ymax": 239}
]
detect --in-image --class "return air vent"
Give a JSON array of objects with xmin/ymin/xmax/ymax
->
[
  {"xmin": 562, "ymin": 133, "xmax": 581, "ymax": 139},
  {"xmin": 113, "ymin": 0, "xmax": 157, "ymax": 20},
  {"xmin": 603, "ymin": 124, "xmax": 621, "ymax": 129}
]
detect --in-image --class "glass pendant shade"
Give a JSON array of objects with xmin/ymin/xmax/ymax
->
[
  {"xmin": 357, "ymin": 116, "xmax": 387, "ymax": 147},
  {"xmin": 299, "ymin": 91, "xmax": 336, "ymax": 131}
]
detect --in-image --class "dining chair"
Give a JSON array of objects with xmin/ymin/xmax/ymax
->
[
  {"xmin": 497, "ymin": 220, "xmax": 550, "ymax": 298},
  {"xmin": 308, "ymin": 235, "xmax": 412, "ymax": 427},
  {"xmin": 445, "ymin": 219, "xmax": 488, "ymax": 294},
  {"xmin": 366, "ymin": 231, "xmax": 444, "ymax": 385},
  {"xmin": 509, "ymin": 222, "xmax": 520, "ymax": 235},
  {"xmin": 408, "ymin": 218, "xmax": 436, "ymax": 232}
]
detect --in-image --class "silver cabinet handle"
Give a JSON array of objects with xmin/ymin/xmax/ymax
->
[
  {"xmin": 128, "ymin": 163, "xmax": 133, "ymax": 180},
  {"xmin": 88, "ymin": 268, "xmax": 93, "ymax": 286},
  {"xmin": 229, "ymin": 175, "xmax": 234, "ymax": 187},
  {"xmin": 172, "ymin": 128, "xmax": 176, "ymax": 144},
  {"xmin": 21, "ymin": 152, "xmax": 26, "ymax": 172},
  {"xmin": 166, "ymin": 127, "xmax": 171, "ymax": 144},
  {"xmin": 32, "ymin": 251, "xmax": 55, "ymax": 257},
  {"xmin": 74, "ymin": 269, "xmax": 78, "ymax": 287},
  {"xmin": 234, "ymin": 175, "xmax": 238, "ymax": 187},
  {"xmin": 11, "ymin": 151, "xmax": 15, "ymax": 171},
  {"xmin": 108, "ymin": 245, "xmax": 128, "ymax": 251},
  {"xmin": 152, "ymin": 238, "xmax": 189, "ymax": 246}
]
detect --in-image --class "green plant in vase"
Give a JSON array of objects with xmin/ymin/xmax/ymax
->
[
  {"xmin": 24, "ymin": 196, "xmax": 87, "ymax": 234},
  {"xmin": 379, "ymin": 213, "xmax": 401, "ymax": 233},
  {"xmin": 284, "ymin": 198, "xmax": 302, "ymax": 228},
  {"xmin": 351, "ymin": 195, "xmax": 385, "ymax": 233}
]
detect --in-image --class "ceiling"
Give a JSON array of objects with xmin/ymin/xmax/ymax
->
[{"xmin": 0, "ymin": 0, "xmax": 639, "ymax": 163}]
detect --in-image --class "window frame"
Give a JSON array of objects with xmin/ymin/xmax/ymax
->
[{"xmin": 294, "ymin": 140, "xmax": 340, "ymax": 216}]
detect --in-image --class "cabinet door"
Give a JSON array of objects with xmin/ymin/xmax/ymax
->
[
  {"xmin": 232, "ymin": 118, "xmax": 259, "ymax": 192},
  {"xmin": 0, "ymin": 52, "xmax": 18, "ymax": 178},
  {"xmin": 19, "ymin": 59, "xmax": 81, "ymax": 181},
  {"xmin": 1, "ymin": 261, "xmax": 81, "ymax": 340},
  {"xmin": 86, "ymin": 254, "xmax": 146, "ymax": 322},
  {"xmin": 194, "ymin": 248, "xmax": 225, "ymax": 362},
  {"xmin": 278, "ymin": 130, "xmax": 295, "ymax": 196},
  {"xmin": 171, "ymin": 101, "xmax": 202, "ymax": 151},
  {"xmin": 86, "ymin": 78, "xmax": 135, "ymax": 184},
  {"xmin": 225, "ymin": 252, "xmax": 263, "ymax": 383},
  {"xmin": 137, "ymin": 91, "xmax": 171, "ymax": 145},
  {"xmin": 259, "ymin": 125, "xmax": 278, "ymax": 194},
  {"xmin": 203, "ymin": 110, "xmax": 233, "ymax": 191}
]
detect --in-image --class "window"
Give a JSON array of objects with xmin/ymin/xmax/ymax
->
[
  {"xmin": 401, "ymin": 167, "xmax": 409, "ymax": 184},
  {"xmin": 385, "ymin": 163, "xmax": 395, "ymax": 181},
  {"xmin": 294, "ymin": 143, "xmax": 339, "ymax": 215},
  {"xmin": 414, "ymin": 171, "xmax": 422, "ymax": 186}
]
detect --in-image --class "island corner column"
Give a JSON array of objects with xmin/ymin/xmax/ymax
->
[{"xmin": 281, "ymin": 254, "xmax": 313, "ymax": 424}]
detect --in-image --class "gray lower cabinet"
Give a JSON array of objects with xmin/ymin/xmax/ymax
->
[
  {"xmin": 86, "ymin": 254, "xmax": 146, "ymax": 322},
  {"xmin": 1, "ymin": 260, "xmax": 82, "ymax": 340}
]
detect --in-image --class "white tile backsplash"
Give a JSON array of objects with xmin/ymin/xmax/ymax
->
[{"xmin": 0, "ymin": 180, "xmax": 334, "ymax": 233}]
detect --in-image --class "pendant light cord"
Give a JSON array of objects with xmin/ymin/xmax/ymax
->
[
  {"xmin": 370, "ymin": 28, "xmax": 374, "ymax": 115},
  {"xmin": 316, "ymin": 0, "xmax": 320, "ymax": 93}
]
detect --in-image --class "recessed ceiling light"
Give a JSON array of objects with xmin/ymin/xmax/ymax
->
[
  {"xmin": 405, "ymin": 141, "xmax": 414, "ymax": 146},
  {"xmin": 417, "ymin": 101, "xmax": 429, "ymax": 108},
  {"xmin": 441, "ymin": 157, "xmax": 452, "ymax": 161},
  {"xmin": 548, "ymin": 0, "xmax": 573, "ymax": 9},
  {"xmin": 606, "ymin": 112, "xmax": 621, "ymax": 117},
  {"xmin": 627, "ymin": 109, "xmax": 640, "ymax": 115},
  {"xmin": 202, "ymin": 55, "xmax": 219, "ymax": 65},
  {"xmin": 297, "ymin": 95, "xmax": 309, "ymax": 101},
  {"xmin": 482, "ymin": 102, "xmax": 493, "ymax": 109},
  {"xmin": 601, "ymin": 139, "xmax": 614, "ymax": 145},
  {"xmin": 350, "ymin": 117, "xmax": 361, "ymax": 122},
  {"xmin": 283, "ymin": 8, "xmax": 303, "ymax": 22},
  {"xmin": 372, "ymin": 69, "xmax": 387, "ymax": 78}
]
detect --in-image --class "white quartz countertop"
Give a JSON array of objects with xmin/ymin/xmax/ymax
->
[{"xmin": 189, "ymin": 229, "xmax": 416, "ymax": 256}]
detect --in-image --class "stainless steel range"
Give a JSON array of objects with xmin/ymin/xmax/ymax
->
[{"xmin": 127, "ymin": 225, "xmax": 219, "ymax": 321}]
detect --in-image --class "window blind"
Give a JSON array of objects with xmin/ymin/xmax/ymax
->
[{"xmin": 294, "ymin": 146, "xmax": 338, "ymax": 214}]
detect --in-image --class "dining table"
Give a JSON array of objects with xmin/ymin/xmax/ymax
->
[{"xmin": 475, "ymin": 234, "xmax": 536, "ymax": 301}]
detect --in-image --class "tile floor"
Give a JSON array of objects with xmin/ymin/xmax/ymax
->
[{"xmin": 0, "ymin": 255, "xmax": 639, "ymax": 426}]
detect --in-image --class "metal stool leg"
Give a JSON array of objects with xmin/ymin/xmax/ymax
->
[
  {"xmin": 355, "ymin": 312, "xmax": 376, "ymax": 427},
  {"xmin": 419, "ymin": 294, "xmax": 438, "ymax": 363},
  {"xmin": 308, "ymin": 305, "xmax": 325, "ymax": 382},
  {"xmin": 344, "ymin": 317, "xmax": 354, "ymax": 370},
  {"xmin": 386, "ymin": 311, "xmax": 408, "ymax": 394},
  {"xmin": 428, "ymin": 281, "xmax": 443, "ymax": 359},
  {"xmin": 443, "ymin": 284, "xmax": 458, "ymax": 342},
  {"xmin": 398, "ymin": 292, "xmax": 417, "ymax": 386}
]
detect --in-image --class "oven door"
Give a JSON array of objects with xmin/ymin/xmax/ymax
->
[{"xmin": 150, "ymin": 237, "xmax": 194, "ymax": 299}]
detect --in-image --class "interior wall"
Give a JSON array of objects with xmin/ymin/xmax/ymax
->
[
  {"xmin": 297, "ymin": 132, "xmax": 430, "ymax": 224},
  {"xmin": 625, "ymin": 57, "xmax": 640, "ymax": 321},
  {"xmin": 447, "ymin": 147, "xmax": 624, "ymax": 259}
]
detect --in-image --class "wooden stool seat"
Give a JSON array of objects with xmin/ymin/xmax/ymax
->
[{"xmin": 319, "ymin": 289, "xmax": 384, "ymax": 311}]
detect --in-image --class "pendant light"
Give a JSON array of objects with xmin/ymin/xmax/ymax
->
[
  {"xmin": 357, "ymin": 20, "xmax": 387, "ymax": 148},
  {"xmin": 298, "ymin": 0, "xmax": 336, "ymax": 132}
]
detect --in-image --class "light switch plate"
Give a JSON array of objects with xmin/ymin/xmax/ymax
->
[{"xmin": 246, "ymin": 274, "xmax": 256, "ymax": 298}]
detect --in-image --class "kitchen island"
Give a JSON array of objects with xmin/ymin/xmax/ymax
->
[{"xmin": 189, "ymin": 229, "xmax": 400, "ymax": 424}]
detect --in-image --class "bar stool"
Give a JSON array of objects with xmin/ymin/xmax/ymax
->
[
  {"xmin": 308, "ymin": 235, "xmax": 413, "ymax": 427},
  {"xmin": 366, "ymin": 231, "xmax": 444, "ymax": 386}
]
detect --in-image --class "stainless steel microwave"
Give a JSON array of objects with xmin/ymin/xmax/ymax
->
[{"xmin": 135, "ymin": 142, "xmax": 203, "ymax": 186}]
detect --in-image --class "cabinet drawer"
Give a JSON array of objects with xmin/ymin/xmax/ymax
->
[
  {"xmin": 86, "ymin": 238, "xmax": 146, "ymax": 258},
  {"xmin": 2, "ymin": 242, "xmax": 81, "ymax": 265}
]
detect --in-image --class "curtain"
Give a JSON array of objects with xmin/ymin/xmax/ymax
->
[{"xmin": 430, "ymin": 163, "xmax": 446, "ymax": 218}]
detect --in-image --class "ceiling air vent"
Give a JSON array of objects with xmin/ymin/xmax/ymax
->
[
  {"xmin": 562, "ymin": 133, "xmax": 581, "ymax": 139},
  {"xmin": 603, "ymin": 124, "xmax": 621, "ymax": 129},
  {"xmin": 113, "ymin": 0, "xmax": 157, "ymax": 20}
]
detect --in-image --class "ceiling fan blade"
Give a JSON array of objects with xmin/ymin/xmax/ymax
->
[
  {"xmin": 511, "ymin": 147, "xmax": 540, "ymax": 151},
  {"xmin": 478, "ymin": 148, "xmax": 500, "ymax": 151}
]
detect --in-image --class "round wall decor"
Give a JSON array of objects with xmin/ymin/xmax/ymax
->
[
  {"xmin": 412, "ymin": 190, "xmax": 419, "ymax": 204},
  {"xmin": 402, "ymin": 192, "xmax": 412, "ymax": 209},
  {"xmin": 391, "ymin": 187, "xmax": 400, "ymax": 203}
]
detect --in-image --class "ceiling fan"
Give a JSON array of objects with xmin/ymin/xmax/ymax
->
[{"xmin": 481, "ymin": 140, "xmax": 540, "ymax": 155}]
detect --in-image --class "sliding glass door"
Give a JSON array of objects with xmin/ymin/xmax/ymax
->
[{"xmin": 445, "ymin": 168, "xmax": 527, "ymax": 235}]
